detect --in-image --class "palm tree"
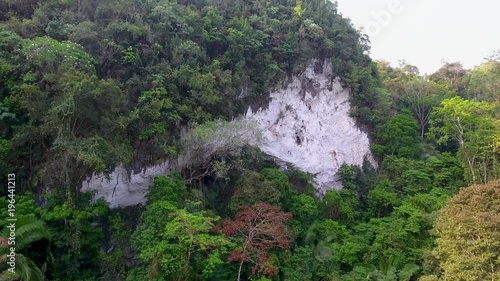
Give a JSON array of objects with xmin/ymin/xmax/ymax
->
[
  {"xmin": 371, "ymin": 259, "xmax": 420, "ymax": 281},
  {"xmin": 0, "ymin": 215, "xmax": 51, "ymax": 281}
]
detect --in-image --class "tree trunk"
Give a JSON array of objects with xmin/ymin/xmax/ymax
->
[
  {"xmin": 467, "ymin": 157, "xmax": 476, "ymax": 184},
  {"xmin": 483, "ymin": 159, "xmax": 488, "ymax": 183},
  {"xmin": 237, "ymin": 260, "xmax": 244, "ymax": 281}
]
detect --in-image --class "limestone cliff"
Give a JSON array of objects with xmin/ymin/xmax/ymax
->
[
  {"xmin": 81, "ymin": 60, "xmax": 375, "ymax": 207},
  {"xmin": 246, "ymin": 60, "xmax": 375, "ymax": 194}
]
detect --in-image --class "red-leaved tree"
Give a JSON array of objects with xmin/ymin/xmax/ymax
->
[{"xmin": 217, "ymin": 202, "xmax": 293, "ymax": 281}]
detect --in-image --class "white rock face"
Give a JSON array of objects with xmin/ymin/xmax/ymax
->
[
  {"xmin": 81, "ymin": 162, "xmax": 171, "ymax": 208},
  {"xmin": 245, "ymin": 60, "xmax": 375, "ymax": 194},
  {"xmin": 81, "ymin": 60, "xmax": 375, "ymax": 207}
]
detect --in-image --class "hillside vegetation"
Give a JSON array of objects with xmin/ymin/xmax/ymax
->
[{"xmin": 0, "ymin": 0, "xmax": 499, "ymax": 280}]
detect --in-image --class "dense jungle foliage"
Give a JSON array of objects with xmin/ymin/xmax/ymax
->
[{"xmin": 0, "ymin": 0, "xmax": 499, "ymax": 280}]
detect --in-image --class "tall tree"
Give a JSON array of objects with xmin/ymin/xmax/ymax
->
[
  {"xmin": 130, "ymin": 175, "xmax": 231, "ymax": 280},
  {"xmin": 466, "ymin": 61, "xmax": 500, "ymax": 101},
  {"xmin": 376, "ymin": 113, "xmax": 423, "ymax": 159},
  {"xmin": 132, "ymin": 206, "xmax": 230, "ymax": 281},
  {"xmin": 429, "ymin": 96, "xmax": 499, "ymax": 183},
  {"xmin": 431, "ymin": 180, "xmax": 500, "ymax": 280},
  {"xmin": 402, "ymin": 79, "xmax": 444, "ymax": 138},
  {"xmin": 429, "ymin": 61, "xmax": 467, "ymax": 94},
  {"xmin": 218, "ymin": 202, "xmax": 292, "ymax": 281}
]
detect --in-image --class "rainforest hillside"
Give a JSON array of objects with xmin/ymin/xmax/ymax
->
[{"xmin": 0, "ymin": 0, "xmax": 499, "ymax": 280}]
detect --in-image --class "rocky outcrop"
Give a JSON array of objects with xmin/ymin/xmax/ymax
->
[
  {"xmin": 245, "ymin": 60, "xmax": 375, "ymax": 194},
  {"xmin": 81, "ymin": 162, "xmax": 172, "ymax": 208},
  {"xmin": 81, "ymin": 60, "xmax": 375, "ymax": 207}
]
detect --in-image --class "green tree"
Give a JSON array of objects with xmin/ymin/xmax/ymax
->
[
  {"xmin": 288, "ymin": 193, "xmax": 320, "ymax": 237},
  {"xmin": 366, "ymin": 205, "xmax": 425, "ymax": 269},
  {"xmin": 380, "ymin": 156, "xmax": 439, "ymax": 196},
  {"xmin": 21, "ymin": 36, "xmax": 95, "ymax": 75},
  {"xmin": 466, "ymin": 61, "xmax": 500, "ymax": 101},
  {"xmin": 229, "ymin": 170, "xmax": 283, "ymax": 212},
  {"xmin": 429, "ymin": 96, "xmax": 499, "ymax": 183},
  {"xmin": 283, "ymin": 247, "xmax": 315, "ymax": 281},
  {"xmin": 35, "ymin": 190, "xmax": 110, "ymax": 280},
  {"xmin": 429, "ymin": 61, "xmax": 467, "ymax": 95},
  {"xmin": 0, "ymin": 216, "xmax": 51, "ymax": 281},
  {"xmin": 432, "ymin": 180, "xmax": 500, "ymax": 280},
  {"xmin": 128, "ymin": 86, "xmax": 180, "ymax": 158},
  {"xmin": 323, "ymin": 189, "xmax": 360, "ymax": 223},
  {"xmin": 99, "ymin": 213, "xmax": 131, "ymax": 280},
  {"xmin": 375, "ymin": 113, "xmax": 423, "ymax": 159},
  {"xmin": 367, "ymin": 182, "xmax": 400, "ymax": 218},
  {"xmin": 402, "ymin": 79, "xmax": 446, "ymax": 138},
  {"xmin": 131, "ymin": 206, "xmax": 230, "ymax": 281},
  {"xmin": 12, "ymin": 61, "xmax": 130, "ymax": 192},
  {"xmin": 130, "ymin": 175, "xmax": 230, "ymax": 281}
]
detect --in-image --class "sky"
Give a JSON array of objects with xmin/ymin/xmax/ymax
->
[{"xmin": 335, "ymin": 0, "xmax": 500, "ymax": 75}]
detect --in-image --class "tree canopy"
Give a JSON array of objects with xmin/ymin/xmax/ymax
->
[
  {"xmin": 0, "ymin": 0, "xmax": 499, "ymax": 280},
  {"xmin": 429, "ymin": 181, "xmax": 500, "ymax": 281}
]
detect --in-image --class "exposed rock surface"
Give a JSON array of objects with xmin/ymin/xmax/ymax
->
[
  {"xmin": 81, "ymin": 60, "xmax": 375, "ymax": 207},
  {"xmin": 81, "ymin": 162, "xmax": 171, "ymax": 208},
  {"xmin": 245, "ymin": 60, "xmax": 375, "ymax": 194}
]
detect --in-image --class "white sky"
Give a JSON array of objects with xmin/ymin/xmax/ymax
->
[{"xmin": 335, "ymin": 0, "xmax": 500, "ymax": 75}]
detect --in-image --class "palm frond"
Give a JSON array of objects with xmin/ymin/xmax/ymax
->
[
  {"xmin": 0, "ymin": 254, "xmax": 45, "ymax": 281},
  {"xmin": 398, "ymin": 263, "xmax": 420, "ymax": 281},
  {"xmin": 0, "ymin": 216, "xmax": 51, "ymax": 253}
]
